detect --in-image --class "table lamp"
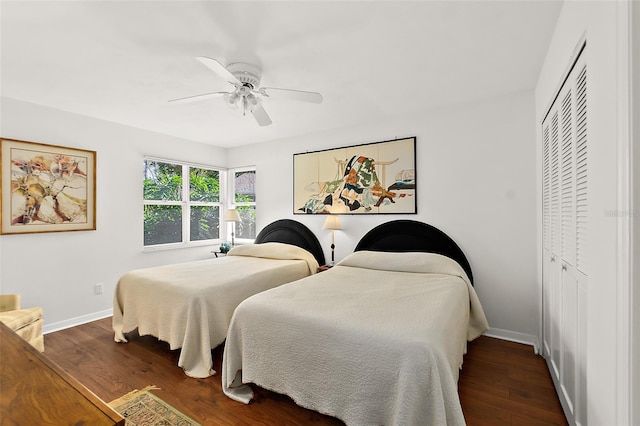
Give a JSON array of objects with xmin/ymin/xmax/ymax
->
[
  {"xmin": 225, "ymin": 209, "xmax": 241, "ymax": 246},
  {"xmin": 322, "ymin": 215, "xmax": 342, "ymax": 266}
]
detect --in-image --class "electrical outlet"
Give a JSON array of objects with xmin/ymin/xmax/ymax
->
[{"xmin": 95, "ymin": 283, "xmax": 104, "ymax": 295}]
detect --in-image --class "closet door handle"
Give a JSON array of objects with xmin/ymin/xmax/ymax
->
[
  {"xmin": 551, "ymin": 256, "xmax": 556, "ymax": 262},
  {"xmin": 562, "ymin": 264, "xmax": 567, "ymax": 271}
]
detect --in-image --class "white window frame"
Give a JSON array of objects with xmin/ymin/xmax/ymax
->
[{"xmin": 143, "ymin": 157, "xmax": 226, "ymax": 251}]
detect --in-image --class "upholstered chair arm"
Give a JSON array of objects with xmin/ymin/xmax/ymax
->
[{"xmin": 0, "ymin": 294, "xmax": 21, "ymax": 312}]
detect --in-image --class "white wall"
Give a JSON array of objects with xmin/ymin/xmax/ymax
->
[
  {"xmin": 1, "ymin": 91, "xmax": 540, "ymax": 343},
  {"xmin": 535, "ymin": 1, "xmax": 633, "ymax": 424},
  {"xmin": 633, "ymin": 2, "xmax": 640, "ymax": 423},
  {"xmin": 228, "ymin": 91, "xmax": 539, "ymax": 340},
  {"xmin": 0, "ymin": 97, "xmax": 227, "ymax": 331}
]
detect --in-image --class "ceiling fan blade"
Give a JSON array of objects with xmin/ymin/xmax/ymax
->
[
  {"xmin": 169, "ymin": 92, "xmax": 229, "ymax": 104},
  {"xmin": 260, "ymin": 87, "xmax": 323, "ymax": 104},
  {"xmin": 251, "ymin": 104, "xmax": 272, "ymax": 126},
  {"xmin": 195, "ymin": 56, "xmax": 241, "ymax": 86}
]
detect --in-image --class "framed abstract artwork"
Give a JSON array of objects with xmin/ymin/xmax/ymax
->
[
  {"xmin": 1, "ymin": 138, "xmax": 96, "ymax": 234},
  {"xmin": 294, "ymin": 137, "xmax": 416, "ymax": 214}
]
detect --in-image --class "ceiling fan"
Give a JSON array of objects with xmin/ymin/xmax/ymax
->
[{"xmin": 169, "ymin": 57, "xmax": 323, "ymax": 126}]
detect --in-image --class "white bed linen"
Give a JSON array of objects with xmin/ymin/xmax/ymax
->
[
  {"xmin": 113, "ymin": 242, "xmax": 318, "ymax": 378},
  {"xmin": 222, "ymin": 251, "xmax": 489, "ymax": 426}
]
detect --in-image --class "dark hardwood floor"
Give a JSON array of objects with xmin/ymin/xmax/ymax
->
[{"xmin": 43, "ymin": 318, "xmax": 568, "ymax": 425}]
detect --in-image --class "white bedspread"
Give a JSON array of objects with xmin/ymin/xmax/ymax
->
[
  {"xmin": 113, "ymin": 242, "xmax": 318, "ymax": 378},
  {"xmin": 222, "ymin": 251, "xmax": 489, "ymax": 425}
]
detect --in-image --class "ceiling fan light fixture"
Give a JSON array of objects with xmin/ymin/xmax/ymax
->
[
  {"xmin": 223, "ymin": 92, "xmax": 240, "ymax": 109},
  {"xmin": 246, "ymin": 94, "xmax": 260, "ymax": 110},
  {"xmin": 223, "ymin": 91, "xmax": 262, "ymax": 116},
  {"xmin": 172, "ymin": 57, "xmax": 323, "ymax": 126}
]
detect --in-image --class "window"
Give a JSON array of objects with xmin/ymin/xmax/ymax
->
[
  {"xmin": 229, "ymin": 167, "xmax": 256, "ymax": 242},
  {"xmin": 143, "ymin": 159, "xmax": 222, "ymax": 247}
]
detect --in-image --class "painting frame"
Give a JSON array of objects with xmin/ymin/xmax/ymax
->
[
  {"xmin": 293, "ymin": 136, "xmax": 416, "ymax": 215},
  {"xmin": 1, "ymin": 138, "xmax": 97, "ymax": 234}
]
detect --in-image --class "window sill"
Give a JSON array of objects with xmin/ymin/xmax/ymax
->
[{"xmin": 143, "ymin": 240, "xmax": 222, "ymax": 252}]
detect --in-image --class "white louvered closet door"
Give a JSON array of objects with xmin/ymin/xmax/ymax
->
[{"xmin": 541, "ymin": 45, "xmax": 587, "ymax": 426}]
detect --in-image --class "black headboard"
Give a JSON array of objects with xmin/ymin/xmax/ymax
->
[
  {"xmin": 255, "ymin": 219, "xmax": 325, "ymax": 266},
  {"xmin": 354, "ymin": 220, "xmax": 473, "ymax": 284}
]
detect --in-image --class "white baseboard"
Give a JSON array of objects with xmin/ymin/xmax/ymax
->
[
  {"xmin": 483, "ymin": 327, "xmax": 540, "ymax": 354},
  {"xmin": 43, "ymin": 308, "xmax": 113, "ymax": 334}
]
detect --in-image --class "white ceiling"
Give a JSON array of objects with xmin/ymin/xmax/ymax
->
[{"xmin": 0, "ymin": 1, "xmax": 562, "ymax": 148}]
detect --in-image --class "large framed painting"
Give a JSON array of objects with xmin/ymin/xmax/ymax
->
[
  {"xmin": 1, "ymin": 138, "xmax": 96, "ymax": 234},
  {"xmin": 294, "ymin": 137, "xmax": 416, "ymax": 214}
]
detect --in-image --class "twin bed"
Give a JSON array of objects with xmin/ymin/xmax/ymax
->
[
  {"xmin": 222, "ymin": 220, "xmax": 488, "ymax": 425},
  {"xmin": 113, "ymin": 219, "xmax": 325, "ymax": 378},
  {"xmin": 113, "ymin": 219, "xmax": 489, "ymax": 425}
]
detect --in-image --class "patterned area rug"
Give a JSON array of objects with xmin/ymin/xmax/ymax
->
[{"xmin": 108, "ymin": 386, "xmax": 201, "ymax": 426}]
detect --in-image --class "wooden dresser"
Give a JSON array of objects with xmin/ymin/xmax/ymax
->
[{"xmin": 0, "ymin": 322, "xmax": 124, "ymax": 425}]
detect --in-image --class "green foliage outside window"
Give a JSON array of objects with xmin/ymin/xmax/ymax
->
[
  {"xmin": 190, "ymin": 168, "xmax": 220, "ymax": 202},
  {"xmin": 233, "ymin": 170, "xmax": 256, "ymax": 239},
  {"xmin": 144, "ymin": 162, "xmax": 182, "ymax": 201},
  {"xmin": 190, "ymin": 205, "xmax": 219, "ymax": 241},
  {"xmin": 235, "ymin": 205, "xmax": 256, "ymax": 239},
  {"xmin": 144, "ymin": 160, "xmax": 221, "ymax": 246},
  {"xmin": 144, "ymin": 205, "xmax": 182, "ymax": 245}
]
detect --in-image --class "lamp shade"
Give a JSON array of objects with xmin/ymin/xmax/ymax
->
[
  {"xmin": 323, "ymin": 215, "xmax": 342, "ymax": 230},
  {"xmin": 225, "ymin": 209, "xmax": 240, "ymax": 222}
]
